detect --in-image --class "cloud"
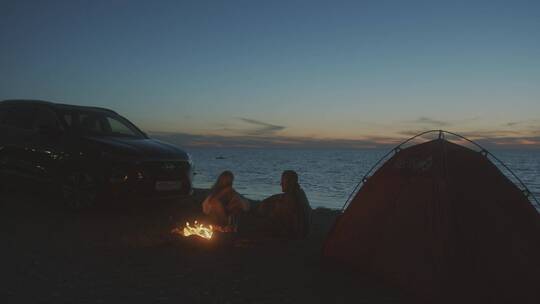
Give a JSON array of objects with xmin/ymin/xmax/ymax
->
[
  {"xmin": 405, "ymin": 117, "xmax": 451, "ymax": 127},
  {"xmin": 504, "ymin": 119, "xmax": 540, "ymax": 128},
  {"xmin": 400, "ymin": 129, "xmax": 524, "ymax": 139},
  {"xmin": 237, "ymin": 118, "xmax": 286, "ymax": 136},
  {"xmin": 397, "ymin": 129, "xmax": 540, "ymax": 149},
  {"xmin": 397, "ymin": 129, "xmax": 431, "ymax": 137},
  {"xmin": 149, "ymin": 129, "xmax": 540, "ymax": 150},
  {"xmin": 456, "ymin": 130, "xmax": 524, "ymax": 138},
  {"xmin": 505, "ymin": 121, "xmax": 521, "ymax": 127},
  {"xmin": 149, "ymin": 131, "xmax": 398, "ymax": 149}
]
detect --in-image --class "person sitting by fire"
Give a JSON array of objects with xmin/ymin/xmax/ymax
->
[
  {"xmin": 202, "ymin": 170, "xmax": 250, "ymax": 231},
  {"xmin": 255, "ymin": 170, "xmax": 312, "ymax": 239}
]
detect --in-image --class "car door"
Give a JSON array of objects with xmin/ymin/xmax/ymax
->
[
  {"xmin": 0, "ymin": 104, "xmax": 37, "ymax": 179},
  {"xmin": 0, "ymin": 105, "xmax": 10, "ymax": 174},
  {"xmin": 26, "ymin": 106, "xmax": 66, "ymax": 182}
]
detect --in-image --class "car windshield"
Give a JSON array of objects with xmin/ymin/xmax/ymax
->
[{"xmin": 59, "ymin": 109, "xmax": 146, "ymax": 138}]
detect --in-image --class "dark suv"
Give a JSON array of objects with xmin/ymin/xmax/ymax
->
[{"xmin": 0, "ymin": 100, "xmax": 194, "ymax": 208}]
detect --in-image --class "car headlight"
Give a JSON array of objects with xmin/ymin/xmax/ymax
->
[
  {"xmin": 109, "ymin": 166, "xmax": 129, "ymax": 183},
  {"xmin": 187, "ymin": 153, "xmax": 193, "ymax": 165}
]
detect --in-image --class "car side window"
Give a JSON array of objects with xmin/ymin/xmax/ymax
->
[
  {"xmin": 2, "ymin": 105, "xmax": 35, "ymax": 130},
  {"xmin": 63, "ymin": 113, "xmax": 73, "ymax": 127},
  {"xmin": 80, "ymin": 113, "xmax": 105, "ymax": 133},
  {"xmin": 33, "ymin": 107, "xmax": 61, "ymax": 131},
  {"xmin": 0, "ymin": 106, "xmax": 7, "ymax": 124},
  {"xmin": 106, "ymin": 117, "xmax": 138, "ymax": 136}
]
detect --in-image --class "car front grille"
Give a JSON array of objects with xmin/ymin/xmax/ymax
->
[{"xmin": 138, "ymin": 161, "xmax": 191, "ymax": 180}]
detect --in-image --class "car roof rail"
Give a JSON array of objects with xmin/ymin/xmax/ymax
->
[{"xmin": 0, "ymin": 99, "xmax": 118, "ymax": 115}]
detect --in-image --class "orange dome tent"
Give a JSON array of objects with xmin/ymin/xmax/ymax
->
[{"xmin": 323, "ymin": 131, "xmax": 540, "ymax": 303}]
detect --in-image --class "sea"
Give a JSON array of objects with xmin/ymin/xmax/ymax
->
[{"xmin": 187, "ymin": 148, "xmax": 540, "ymax": 210}]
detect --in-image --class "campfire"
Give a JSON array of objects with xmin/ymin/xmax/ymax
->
[{"xmin": 172, "ymin": 221, "xmax": 213, "ymax": 240}]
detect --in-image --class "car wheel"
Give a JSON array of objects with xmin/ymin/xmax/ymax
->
[{"xmin": 61, "ymin": 171, "xmax": 99, "ymax": 209}]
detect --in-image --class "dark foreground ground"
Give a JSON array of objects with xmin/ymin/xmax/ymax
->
[{"xmin": 1, "ymin": 186, "xmax": 401, "ymax": 304}]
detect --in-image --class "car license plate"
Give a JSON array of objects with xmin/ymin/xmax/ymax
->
[{"xmin": 155, "ymin": 180, "xmax": 182, "ymax": 191}]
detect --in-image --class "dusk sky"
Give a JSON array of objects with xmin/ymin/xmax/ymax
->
[{"xmin": 2, "ymin": 0, "xmax": 539, "ymax": 148}]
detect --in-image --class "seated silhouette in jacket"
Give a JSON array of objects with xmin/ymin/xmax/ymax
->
[{"xmin": 256, "ymin": 170, "xmax": 312, "ymax": 238}]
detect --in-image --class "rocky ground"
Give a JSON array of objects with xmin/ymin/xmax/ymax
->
[{"xmin": 0, "ymin": 186, "xmax": 401, "ymax": 304}]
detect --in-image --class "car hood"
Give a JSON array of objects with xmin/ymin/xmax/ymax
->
[{"xmin": 84, "ymin": 136, "xmax": 190, "ymax": 160}]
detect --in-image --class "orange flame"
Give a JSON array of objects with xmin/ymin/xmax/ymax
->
[{"xmin": 172, "ymin": 220, "xmax": 213, "ymax": 240}]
